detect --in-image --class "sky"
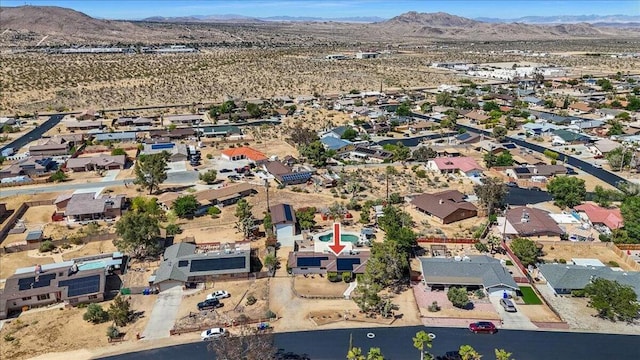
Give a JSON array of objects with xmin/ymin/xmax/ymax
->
[{"xmin": 3, "ymin": 0, "xmax": 640, "ymax": 20}]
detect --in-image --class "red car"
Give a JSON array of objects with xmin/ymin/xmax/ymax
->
[{"xmin": 469, "ymin": 321, "xmax": 497, "ymax": 334}]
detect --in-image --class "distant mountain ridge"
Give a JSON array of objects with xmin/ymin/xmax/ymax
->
[
  {"xmin": 141, "ymin": 14, "xmax": 386, "ymax": 23},
  {"xmin": 475, "ymin": 14, "xmax": 640, "ymax": 25}
]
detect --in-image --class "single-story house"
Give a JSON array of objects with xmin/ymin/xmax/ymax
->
[
  {"xmin": 195, "ymin": 183, "xmax": 256, "ymax": 210},
  {"xmin": 287, "ymin": 245, "xmax": 370, "ymax": 275},
  {"xmin": 505, "ymin": 164, "xmax": 567, "ymax": 180},
  {"xmin": 419, "ymin": 256, "xmax": 519, "ymax": 296},
  {"xmin": 463, "ymin": 110, "xmax": 490, "ymax": 123},
  {"xmin": 589, "ymin": 139, "xmax": 621, "ymax": 156},
  {"xmin": 263, "ymin": 161, "xmax": 312, "ymax": 186},
  {"xmin": 344, "ymin": 146, "xmax": 393, "ymax": 163},
  {"xmin": 66, "ymin": 154, "xmax": 126, "ymax": 172},
  {"xmin": 221, "ymin": 146, "xmax": 267, "ymax": 162},
  {"xmin": 574, "ymin": 203, "xmax": 624, "ymax": 230},
  {"xmin": 59, "ymin": 192, "xmax": 126, "ymax": 221},
  {"xmin": 0, "ymin": 156, "xmax": 56, "ymax": 179},
  {"xmin": 411, "ymin": 190, "xmax": 477, "ymax": 224},
  {"xmin": 198, "ymin": 125, "xmax": 242, "ymax": 138},
  {"xmin": 455, "ymin": 132, "xmax": 481, "ymax": 144},
  {"xmin": 115, "ymin": 117, "xmax": 153, "ymax": 126},
  {"xmin": 521, "ymin": 96, "xmax": 544, "ymax": 106},
  {"xmin": 93, "ymin": 132, "xmax": 138, "ymax": 143},
  {"xmin": 522, "ymin": 122, "xmax": 561, "ymax": 136},
  {"xmin": 552, "ymin": 129, "xmax": 592, "ymax": 145},
  {"xmin": 164, "ymin": 114, "xmax": 204, "ymax": 125},
  {"xmin": 142, "ymin": 142, "xmax": 188, "ymax": 162},
  {"xmin": 270, "ymin": 203, "xmax": 296, "ymax": 239},
  {"xmin": 66, "ymin": 120, "xmax": 104, "ymax": 130},
  {"xmin": 505, "ymin": 206, "xmax": 564, "ymax": 238},
  {"xmin": 28, "ymin": 142, "xmax": 70, "ymax": 157},
  {"xmin": 537, "ymin": 264, "xmax": 640, "ymax": 298},
  {"xmin": 568, "ymin": 102, "xmax": 593, "ymax": 114},
  {"xmin": 322, "ymin": 126, "xmax": 351, "ymax": 139},
  {"xmin": 148, "ymin": 128, "xmax": 195, "ymax": 139},
  {"xmin": 76, "ymin": 108, "xmax": 100, "ymax": 120},
  {"xmin": 320, "ymin": 136, "xmax": 352, "ymax": 151},
  {"xmin": 152, "ymin": 242, "xmax": 251, "ymax": 291},
  {"xmin": 426, "ymin": 157, "xmax": 483, "ymax": 177}
]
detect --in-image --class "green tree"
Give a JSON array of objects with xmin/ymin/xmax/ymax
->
[
  {"xmin": 412, "ymin": 147, "xmax": 437, "ymax": 161},
  {"xmin": 396, "ymin": 101, "xmax": 412, "ymax": 116},
  {"xmin": 114, "ymin": 211, "xmax": 160, "ymax": 258},
  {"xmin": 412, "ymin": 330, "xmax": 433, "ymax": 360},
  {"xmin": 455, "ymin": 97, "xmax": 474, "ymax": 110},
  {"xmin": 353, "ymin": 275, "xmax": 382, "ymax": 313},
  {"xmin": 378, "ymin": 205, "xmax": 416, "ymax": 253},
  {"xmin": 50, "ymin": 169, "xmax": 68, "ymax": 182},
  {"xmin": 108, "ymin": 295, "xmax": 131, "ymax": 327},
  {"xmin": 494, "ymin": 349, "xmax": 513, "ymax": 360},
  {"xmin": 172, "ymin": 195, "xmax": 199, "ymax": 218},
  {"xmin": 341, "ymin": 127, "xmax": 359, "ymax": 141},
  {"xmin": 289, "ymin": 125, "xmax": 318, "ymax": 146},
  {"xmin": 263, "ymin": 253, "xmax": 278, "ymax": 272},
  {"xmin": 492, "ymin": 126, "xmax": 508, "ymax": 142},
  {"xmin": 435, "ymin": 92, "xmax": 454, "ymax": 107},
  {"xmin": 234, "ymin": 199, "xmax": 256, "ymax": 239},
  {"xmin": 245, "ymin": 102, "xmax": 263, "ymax": 118},
  {"xmin": 199, "ymin": 169, "xmax": 217, "ymax": 184},
  {"xmin": 626, "ymin": 95, "xmax": 640, "ymax": 111},
  {"xmin": 263, "ymin": 212, "xmax": 273, "ymax": 237},
  {"xmin": 384, "ymin": 166, "xmax": 398, "ymax": 201},
  {"xmin": 484, "ymin": 151, "xmax": 513, "ymax": 168},
  {"xmin": 584, "ymin": 278, "xmax": 640, "ymax": 322},
  {"xmin": 130, "ymin": 196, "xmax": 162, "ymax": 218},
  {"xmin": 620, "ymin": 196, "xmax": 640, "ymax": 242},
  {"xmin": 592, "ymin": 185, "xmax": 623, "ymax": 208},
  {"xmin": 459, "ymin": 345, "xmax": 482, "ymax": 360},
  {"xmin": 447, "ymin": 287, "xmax": 470, "ymax": 308},
  {"xmin": 83, "ymin": 304, "xmax": 108, "ymax": 324},
  {"xmin": 473, "ymin": 177, "xmax": 507, "ymax": 216},
  {"xmin": 134, "ymin": 153, "xmax": 168, "ymax": 195},
  {"xmin": 301, "ymin": 140, "xmax": 334, "ymax": 167},
  {"xmin": 111, "ymin": 148, "xmax": 126, "ymax": 156},
  {"xmin": 605, "ymin": 147, "xmax": 632, "ymax": 171},
  {"xmin": 366, "ymin": 241, "xmax": 409, "ymax": 290},
  {"xmin": 510, "ymin": 238, "xmax": 540, "ymax": 267},
  {"xmin": 547, "ymin": 176, "xmax": 586, "ymax": 208},
  {"xmin": 504, "ymin": 116, "xmax": 517, "ymax": 130},
  {"xmin": 483, "ymin": 101, "xmax": 500, "ymax": 112},
  {"xmin": 606, "ymin": 120, "xmax": 624, "ymax": 136},
  {"xmin": 347, "ymin": 346, "xmax": 365, "ymax": 360},
  {"xmin": 596, "ymin": 78, "xmax": 613, "ymax": 91},
  {"xmin": 106, "ymin": 325, "xmax": 120, "ymax": 339},
  {"xmin": 382, "ymin": 142, "xmax": 410, "ymax": 162},
  {"xmin": 420, "ymin": 102, "xmax": 432, "ymax": 113},
  {"xmin": 366, "ymin": 347, "xmax": 384, "ymax": 360},
  {"xmin": 296, "ymin": 207, "xmax": 317, "ymax": 230}
]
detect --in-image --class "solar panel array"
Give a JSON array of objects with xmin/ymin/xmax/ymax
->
[
  {"xmin": 297, "ymin": 256, "xmax": 328, "ymax": 267},
  {"xmin": 190, "ymin": 257, "xmax": 246, "ymax": 272},
  {"xmin": 281, "ymin": 172, "xmax": 312, "ymax": 183},
  {"xmin": 59, "ymin": 274, "xmax": 101, "ymax": 297},
  {"xmin": 18, "ymin": 273, "xmax": 57, "ymax": 291},
  {"xmin": 178, "ymin": 260, "xmax": 189, "ymax": 267},
  {"xmin": 503, "ymin": 143, "xmax": 517, "ymax": 149},
  {"xmin": 336, "ymin": 258, "xmax": 361, "ymax": 272},
  {"xmin": 151, "ymin": 143, "xmax": 174, "ymax": 150},
  {"xmin": 283, "ymin": 204, "xmax": 294, "ymax": 222}
]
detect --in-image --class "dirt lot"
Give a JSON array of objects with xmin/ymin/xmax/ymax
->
[
  {"xmin": 0, "ymin": 295, "xmax": 153, "ymax": 360},
  {"xmin": 0, "ymin": 251, "xmax": 55, "ymax": 279},
  {"xmin": 517, "ymin": 304, "xmax": 563, "ymax": 323},
  {"xmin": 413, "ymin": 283, "xmax": 500, "ymax": 320},
  {"xmin": 539, "ymin": 242, "xmax": 633, "ymax": 270},
  {"xmin": 293, "ymin": 276, "xmax": 349, "ymax": 297}
]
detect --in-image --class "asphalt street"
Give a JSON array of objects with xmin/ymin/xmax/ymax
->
[
  {"xmin": 99, "ymin": 326, "xmax": 640, "ymax": 360},
  {"xmin": 1, "ymin": 114, "xmax": 64, "ymax": 153}
]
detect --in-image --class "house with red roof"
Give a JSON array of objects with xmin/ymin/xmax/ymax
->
[
  {"xmin": 221, "ymin": 146, "xmax": 268, "ymax": 162},
  {"xmin": 426, "ymin": 156, "xmax": 483, "ymax": 177},
  {"xmin": 574, "ymin": 203, "xmax": 623, "ymax": 231}
]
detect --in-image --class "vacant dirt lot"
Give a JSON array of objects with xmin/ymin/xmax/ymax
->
[
  {"xmin": 293, "ymin": 276, "xmax": 349, "ymax": 298},
  {"xmin": 539, "ymin": 242, "xmax": 633, "ymax": 271}
]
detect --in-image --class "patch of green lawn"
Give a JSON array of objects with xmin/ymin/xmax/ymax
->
[{"xmin": 519, "ymin": 286, "xmax": 542, "ymax": 305}]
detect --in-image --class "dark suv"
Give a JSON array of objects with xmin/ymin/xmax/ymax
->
[{"xmin": 197, "ymin": 298, "xmax": 221, "ymax": 310}]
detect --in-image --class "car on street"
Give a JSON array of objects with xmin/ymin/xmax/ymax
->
[
  {"xmin": 469, "ymin": 321, "xmax": 497, "ymax": 334},
  {"xmin": 506, "ymin": 181, "xmax": 519, "ymax": 188},
  {"xmin": 528, "ymin": 186, "xmax": 541, "ymax": 191},
  {"xmin": 201, "ymin": 327, "xmax": 226, "ymax": 340},
  {"xmin": 220, "ymin": 168, "xmax": 232, "ymax": 173},
  {"xmin": 206, "ymin": 290, "xmax": 230, "ymax": 300},
  {"xmin": 500, "ymin": 298, "xmax": 517, "ymax": 312},
  {"xmin": 565, "ymin": 167, "xmax": 578, "ymax": 175},
  {"xmin": 228, "ymin": 175, "xmax": 241, "ymax": 180},
  {"xmin": 197, "ymin": 298, "xmax": 221, "ymax": 310}
]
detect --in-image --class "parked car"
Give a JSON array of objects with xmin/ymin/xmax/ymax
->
[
  {"xmin": 565, "ymin": 167, "xmax": 578, "ymax": 175},
  {"xmin": 220, "ymin": 168, "xmax": 233, "ymax": 173},
  {"xmin": 500, "ymin": 298, "xmax": 517, "ymax": 312},
  {"xmin": 469, "ymin": 321, "xmax": 497, "ymax": 334},
  {"xmin": 244, "ymin": 173, "xmax": 255, "ymax": 178},
  {"xmin": 228, "ymin": 175, "xmax": 241, "ymax": 181},
  {"xmin": 197, "ymin": 298, "xmax": 221, "ymax": 310},
  {"xmin": 206, "ymin": 290, "xmax": 230, "ymax": 300},
  {"xmin": 506, "ymin": 181, "xmax": 519, "ymax": 188},
  {"xmin": 201, "ymin": 327, "xmax": 226, "ymax": 340},
  {"xmin": 528, "ymin": 186, "xmax": 541, "ymax": 191}
]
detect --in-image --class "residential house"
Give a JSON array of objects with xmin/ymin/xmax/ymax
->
[
  {"xmin": 270, "ymin": 203, "xmax": 296, "ymax": 239},
  {"xmin": 589, "ymin": 139, "xmax": 621, "ymax": 156},
  {"xmin": 411, "ymin": 190, "xmax": 477, "ymax": 224},
  {"xmin": 504, "ymin": 164, "xmax": 567, "ymax": 181},
  {"xmin": 287, "ymin": 240, "xmax": 370, "ymax": 275},
  {"xmin": 94, "ymin": 132, "xmax": 138, "ymax": 143},
  {"xmin": 426, "ymin": 157, "xmax": 483, "ymax": 177},
  {"xmin": 263, "ymin": 161, "xmax": 313, "ymax": 186},
  {"xmin": 521, "ymin": 96, "xmax": 544, "ymax": 106},
  {"xmin": 66, "ymin": 120, "xmax": 104, "ymax": 131},
  {"xmin": 28, "ymin": 142, "xmax": 70, "ymax": 157},
  {"xmin": 574, "ymin": 203, "xmax": 624, "ymax": 230},
  {"xmin": 194, "ymin": 183, "xmax": 256, "ymax": 210},
  {"xmin": 455, "ymin": 132, "xmax": 481, "ymax": 144},
  {"xmin": 503, "ymin": 206, "xmax": 564, "ymax": 238},
  {"xmin": 76, "ymin": 109, "xmax": 100, "ymax": 120},
  {"xmin": 409, "ymin": 120, "xmax": 439, "ymax": 133},
  {"xmin": 537, "ymin": 264, "xmax": 640, "ymax": 298},
  {"xmin": 66, "ymin": 155, "xmax": 126, "ymax": 172},
  {"xmin": 115, "ymin": 117, "xmax": 153, "ymax": 127},
  {"xmin": 57, "ymin": 192, "xmax": 126, "ymax": 221},
  {"xmin": 419, "ymin": 256, "xmax": 519, "ymax": 296},
  {"xmin": 322, "ymin": 126, "xmax": 351, "ymax": 139},
  {"xmin": 476, "ymin": 140, "xmax": 509, "ymax": 154},
  {"xmin": 148, "ymin": 128, "xmax": 195, "ymax": 140},
  {"xmin": 320, "ymin": 136, "xmax": 352, "ymax": 151},
  {"xmin": 568, "ymin": 102, "xmax": 593, "ymax": 114},
  {"xmin": 142, "ymin": 142, "xmax": 188, "ymax": 162},
  {"xmin": 0, "ymin": 156, "xmax": 56, "ymax": 179},
  {"xmin": 552, "ymin": 129, "xmax": 592, "ymax": 145},
  {"xmin": 152, "ymin": 242, "xmax": 251, "ymax": 291},
  {"xmin": 198, "ymin": 125, "xmax": 242, "ymax": 138},
  {"xmin": 522, "ymin": 122, "xmax": 560, "ymax": 136},
  {"xmin": 164, "ymin": 114, "xmax": 204, "ymax": 125},
  {"xmin": 463, "ymin": 110, "xmax": 490, "ymax": 124},
  {"xmin": 344, "ymin": 146, "xmax": 393, "ymax": 163},
  {"xmin": 595, "ymin": 108, "xmax": 625, "ymax": 120},
  {"xmin": 220, "ymin": 146, "xmax": 267, "ymax": 162}
]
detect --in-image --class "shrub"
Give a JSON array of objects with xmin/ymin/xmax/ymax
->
[
  {"xmin": 106, "ymin": 325, "xmax": 120, "ymax": 339},
  {"xmin": 265, "ymin": 310, "xmax": 277, "ymax": 319},
  {"xmin": 505, "ymin": 260, "xmax": 513, "ymax": 266},
  {"xmin": 208, "ymin": 206, "xmax": 221, "ymax": 215},
  {"xmin": 165, "ymin": 224, "xmax": 182, "ymax": 236},
  {"xmin": 571, "ymin": 290, "xmax": 586, "ymax": 298},
  {"xmin": 4, "ymin": 334, "xmax": 15, "ymax": 342},
  {"xmin": 69, "ymin": 236, "xmax": 84, "ymax": 245},
  {"xmin": 342, "ymin": 272, "xmax": 353, "ymax": 283},
  {"xmin": 39, "ymin": 240, "xmax": 55, "ymax": 253},
  {"xmin": 474, "ymin": 289, "xmax": 486, "ymax": 299},
  {"xmin": 108, "ymin": 295, "xmax": 131, "ymax": 327},
  {"xmin": 447, "ymin": 287, "xmax": 469, "ymax": 309},
  {"xmin": 559, "ymin": 258, "xmax": 567, "ymax": 264},
  {"xmin": 474, "ymin": 242, "xmax": 489, "ymax": 253},
  {"xmin": 427, "ymin": 301, "xmax": 441, "ymax": 312},
  {"xmin": 608, "ymin": 261, "xmax": 620, "ymax": 267},
  {"xmin": 327, "ymin": 272, "xmax": 341, "ymax": 282},
  {"xmin": 206, "ymin": 153, "xmax": 213, "ymax": 159},
  {"xmin": 83, "ymin": 304, "xmax": 109, "ymax": 324},
  {"xmin": 599, "ymin": 234, "xmax": 611, "ymax": 242},
  {"xmin": 246, "ymin": 294, "xmax": 257, "ymax": 306}
]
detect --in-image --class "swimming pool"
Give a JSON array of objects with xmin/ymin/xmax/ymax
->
[
  {"xmin": 77, "ymin": 260, "xmax": 106, "ymax": 271},
  {"xmin": 317, "ymin": 233, "xmax": 360, "ymax": 243}
]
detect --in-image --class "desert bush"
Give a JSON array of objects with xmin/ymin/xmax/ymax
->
[
  {"xmin": 427, "ymin": 301, "xmax": 441, "ymax": 312},
  {"xmin": 342, "ymin": 272, "xmax": 353, "ymax": 283},
  {"xmin": 246, "ymin": 294, "xmax": 257, "ymax": 306},
  {"xmin": 39, "ymin": 240, "xmax": 55, "ymax": 253},
  {"xmin": 83, "ymin": 304, "xmax": 108, "ymax": 324},
  {"xmin": 265, "ymin": 310, "xmax": 277, "ymax": 319},
  {"xmin": 447, "ymin": 287, "xmax": 469, "ymax": 309}
]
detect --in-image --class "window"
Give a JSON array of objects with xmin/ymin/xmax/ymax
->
[
  {"xmin": 37, "ymin": 294, "xmax": 50, "ymax": 301},
  {"xmin": 89, "ymin": 295, "xmax": 98, "ymax": 300},
  {"xmin": 21, "ymin": 296, "xmax": 32, "ymax": 301}
]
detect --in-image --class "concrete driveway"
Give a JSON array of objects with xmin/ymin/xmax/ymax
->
[
  {"xmin": 167, "ymin": 161, "xmax": 187, "ymax": 173},
  {"xmin": 489, "ymin": 294, "xmax": 537, "ymax": 330},
  {"xmin": 142, "ymin": 287, "xmax": 183, "ymax": 340}
]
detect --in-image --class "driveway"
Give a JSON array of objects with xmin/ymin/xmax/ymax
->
[
  {"xmin": 101, "ymin": 169, "xmax": 119, "ymax": 182},
  {"xmin": 166, "ymin": 161, "xmax": 186, "ymax": 173},
  {"xmin": 142, "ymin": 287, "xmax": 183, "ymax": 340},
  {"xmin": 489, "ymin": 294, "xmax": 537, "ymax": 330}
]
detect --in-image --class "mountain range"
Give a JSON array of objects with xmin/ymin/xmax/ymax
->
[
  {"xmin": 475, "ymin": 14, "xmax": 640, "ymax": 25},
  {"xmin": 142, "ymin": 14, "xmax": 386, "ymax": 23}
]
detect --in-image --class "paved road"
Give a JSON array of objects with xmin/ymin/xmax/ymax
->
[
  {"xmin": 99, "ymin": 325, "xmax": 640, "ymax": 360},
  {"xmin": 1, "ymin": 114, "xmax": 64, "ymax": 153},
  {"xmin": 142, "ymin": 287, "xmax": 183, "ymax": 340}
]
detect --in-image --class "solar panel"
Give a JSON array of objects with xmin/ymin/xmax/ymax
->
[
  {"xmin": 514, "ymin": 167, "xmax": 530, "ymax": 174},
  {"xmin": 178, "ymin": 260, "xmax": 189, "ymax": 267},
  {"xmin": 151, "ymin": 143, "xmax": 174, "ymax": 150},
  {"xmin": 18, "ymin": 273, "xmax": 56, "ymax": 291},
  {"xmin": 190, "ymin": 257, "xmax": 246, "ymax": 272},
  {"xmin": 297, "ymin": 257, "xmax": 328, "ymax": 267},
  {"xmin": 282, "ymin": 172, "xmax": 311, "ymax": 182},
  {"xmin": 337, "ymin": 258, "xmax": 361, "ymax": 272},
  {"xmin": 59, "ymin": 274, "xmax": 101, "ymax": 297},
  {"xmin": 283, "ymin": 205, "xmax": 294, "ymax": 222},
  {"xmin": 503, "ymin": 143, "xmax": 517, "ymax": 149}
]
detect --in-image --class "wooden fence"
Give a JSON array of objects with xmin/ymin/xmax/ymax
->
[
  {"xmin": 417, "ymin": 237, "xmax": 478, "ymax": 244},
  {"xmin": 502, "ymin": 240, "xmax": 531, "ymax": 283},
  {"xmin": 0, "ymin": 200, "xmax": 56, "ymax": 244}
]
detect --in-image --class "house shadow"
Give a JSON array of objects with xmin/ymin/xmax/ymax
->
[{"xmin": 0, "ymin": 209, "xmax": 14, "ymax": 224}]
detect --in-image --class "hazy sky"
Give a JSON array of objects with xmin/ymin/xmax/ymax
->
[{"xmin": 4, "ymin": 0, "xmax": 640, "ymax": 20}]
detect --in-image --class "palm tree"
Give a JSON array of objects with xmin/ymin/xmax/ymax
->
[
  {"xmin": 459, "ymin": 345, "xmax": 482, "ymax": 360},
  {"xmin": 494, "ymin": 349, "xmax": 513, "ymax": 360},
  {"xmin": 347, "ymin": 346, "xmax": 365, "ymax": 360},
  {"xmin": 366, "ymin": 348, "xmax": 384, "ymax": 360},
  {"xmin": 412, "ymin": 330, "xmax": 433, "ymax": 360}
]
